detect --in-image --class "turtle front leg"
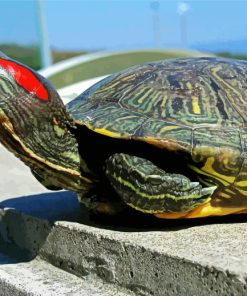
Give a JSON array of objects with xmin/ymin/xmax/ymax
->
[{"xmin": 105, "ymin": 153, "xmax": 216, "ymax": 217}]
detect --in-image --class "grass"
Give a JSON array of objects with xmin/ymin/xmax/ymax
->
[
  {"xmin": 49, "ymin": 50, "xmax": 208, "ymax": 88},
  {"xmin": 216, "ymin": 52, "xmax": 247, "ymax": 61},
  {"xmin": 0, "ymin": 44, "xmax": 41, "ymax": 70},
  {"xmin": 0, "ymin": 44, "xmax": 86, "ymax": 70},
  {"xmin": 52, "ymin": 49, "xmax": 87, "ymax": 64},
  {"xmin": 2, "ymin": 44, "xmax": 247, "ymax": 89}
]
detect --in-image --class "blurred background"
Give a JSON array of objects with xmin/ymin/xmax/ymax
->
[{"xmin": 1, "ymin": 0, "xmax": 247, "ymax": 90}]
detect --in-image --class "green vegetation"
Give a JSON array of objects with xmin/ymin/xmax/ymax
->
[
  {"xmin": 0, "ymin": 44, "xmax": 41, "ymax": 69},
  {"xmin": 49, "ymin": 50, "xmax": 206, "ymax": 88},
  {"xmin": 2, "ymin": 44, "xmax": 247, "ymax": 89},
  {"xmin": 0, "ymin": 44, "xmax": 85, "ymax": 70},
  {"xmin": 52, "ymin": 49, "xmax": 87, "ymax": 64},
  {"xmin": 216, "ymin": 52, "xmax": 247, "ymax": 61}
]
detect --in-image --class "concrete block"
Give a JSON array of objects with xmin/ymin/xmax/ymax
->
[
  {"xmin": 1, "ymin": 191, "xmax": 247, "ymax": 295},
  {"xmin": 0, "ymin": 239, "xmax": 132, "ymax": 296}
]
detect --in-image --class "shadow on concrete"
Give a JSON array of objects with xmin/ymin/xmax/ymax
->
[
  {"xmin": 0, "ymin": 191, "xmax": 85, "ymax": 222},
  {"xmin": 1, "ymin": 190, "xmax": 247, "ymax": 270},
  {"xmin": 1, "ymin": 190, "xmax": 247, "ymax": 232},
  {"xmin": 0, "ymin": 191, "xmax": 85, "ymax": 265},
  {"xmin": 0, "ymin": 237, "xmax": 32, "ymax": 263}
]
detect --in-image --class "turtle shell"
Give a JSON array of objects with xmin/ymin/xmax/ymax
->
[
  {"xmin": 67, "ymin": 57, "xmax": 247, "ymax": 215},
  {"xmin": 68, "ymin": 57, "xmax": 247, "ymax": 150}
]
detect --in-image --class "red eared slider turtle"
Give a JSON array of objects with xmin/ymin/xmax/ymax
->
[{"xmin": 1, "ymin": 52, "xmax": 247, "ymax": 219}]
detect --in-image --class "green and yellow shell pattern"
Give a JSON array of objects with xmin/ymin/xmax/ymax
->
[{"xmin": 68, "ymin": 57, "xmax": 247, "ymax": 218}]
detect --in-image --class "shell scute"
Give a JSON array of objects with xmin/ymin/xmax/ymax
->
[{"xmin": 68, "ymin": 57, "xmax": 247, "ymax": 153}]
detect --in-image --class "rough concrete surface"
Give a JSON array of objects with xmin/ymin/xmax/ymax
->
[
  {"xmin": 39, "ymin": 220, "xmax": 247, "ymax": 296},
  {"xmin": 0, "ymin": 239, "xmax": 132, "ymax": 296},
  {"xmin": 1, "ymin": 197, "xmax": 247, "ymax": 295}
]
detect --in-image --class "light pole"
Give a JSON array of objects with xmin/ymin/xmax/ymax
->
[
  {"xmin": 177, "ymin": 2, "xmax": 190, "ymax": 49},
  {"xmin": 150, "ymin": 1, "xmax": 161, "ymax": 49},
  {"xmin": 36, "ymin": 0, "xmax": 52, "ymax": 68}
]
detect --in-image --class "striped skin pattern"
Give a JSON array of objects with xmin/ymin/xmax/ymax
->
[
  {"xmin": 105, "ymin": 153, "xmax": 214, "ymax": 213},
  {"xmin": 68, "ymin": 57, "xmax": 247, "ymax": 217},
  {"xmin": 0, "ymin": 53, "xmax": 92, "ymax": 192}
]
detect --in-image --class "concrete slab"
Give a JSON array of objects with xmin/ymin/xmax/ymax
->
[
  {"xmin": 1, "ymin": 192, "xmax": 247, "ymax": 295},
  {"xmin": 0, "ymin": 239, "xmax": 132, "ymax": 296}
]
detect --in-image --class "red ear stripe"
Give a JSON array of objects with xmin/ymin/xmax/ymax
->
[{"xmin": 0, "ymin": 58, "xmax": 48, "ymax": 101}]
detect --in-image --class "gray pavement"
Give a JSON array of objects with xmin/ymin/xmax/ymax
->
[{"xmin": 0, "ymin": 144, "xmax": 50, "ymax": 201}]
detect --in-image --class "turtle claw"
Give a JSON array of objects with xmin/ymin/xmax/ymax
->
[{"xmin": 201, "ymin": 186, "xmax": 217, "ymax": 197}]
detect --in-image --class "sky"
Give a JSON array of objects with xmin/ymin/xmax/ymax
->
[{"xmin": 1, "ymin": 0, "xmax": 247, "ymax": 53}]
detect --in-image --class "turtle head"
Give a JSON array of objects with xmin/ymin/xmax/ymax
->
[{"xmin": 0, "ymin": 52, "xmax": 92, "ymax": 192}]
